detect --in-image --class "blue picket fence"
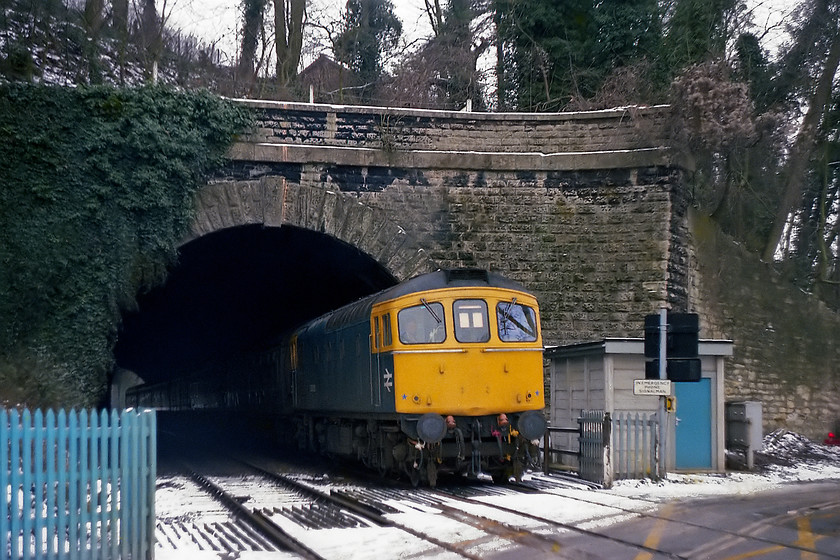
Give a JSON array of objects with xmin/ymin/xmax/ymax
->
[{"xmin": 2, "ymin": 408, "xmax": 156, "ymax": 559}]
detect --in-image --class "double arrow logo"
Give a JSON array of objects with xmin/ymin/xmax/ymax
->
[{"xmin": 383, "ymin": 369, "xmax": 393, "ymax": 392}]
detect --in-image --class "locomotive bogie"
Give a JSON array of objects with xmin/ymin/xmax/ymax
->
[{"xmin": 296, "ymin": 410, "xmax": 543, "ymax": 485}]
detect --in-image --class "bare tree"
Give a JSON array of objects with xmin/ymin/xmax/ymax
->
[
  {"xmin": 238, "ymin": 0, "xmax": 267, "ymax": 90},
  {"xmin": 82, "ymin": 0, "xmax": 105, "ymax": 82},
  {"xmin": 112, "ymin": 0, "xmax": 130, "ymax": 83},
  {"xmin": 761, "ymin": 0, "xmax": 840, "ymax": 262},
  {"xmin": 274, "ymin": 0, "xmax": 306, "ymax": 85},
  {"xmin": 137, "ymin": 0, "xmax": 169, "ymax": 82}
]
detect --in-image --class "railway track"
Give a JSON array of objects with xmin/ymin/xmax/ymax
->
[
  {"xmin": 299, "ymin": 472, "xmax": 674, "ymax": 559},
  {"xmin": 155, "ymin": 458, "xmax": 840, "ymax": 559},
  {"xmin": 157, "ymin": 459, "xmax": 618, "ymax": 559}
]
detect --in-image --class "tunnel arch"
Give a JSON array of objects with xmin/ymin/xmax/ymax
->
[
  {"xmin": 114, "ymin": 179, "xmax": 437, "ymax": 386},
  {"xmin": 185, "ymin": 177, "xmax": 435, "ymax": 280}
]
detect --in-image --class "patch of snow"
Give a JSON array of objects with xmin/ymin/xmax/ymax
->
[{"xmin": 154, "ymin": 430, "xmax": 840, "ymax": 559}]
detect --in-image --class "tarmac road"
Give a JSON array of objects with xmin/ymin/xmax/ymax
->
[{"xmin": 575, "ymin": 480, "xmax": 840, "ymax": 559}]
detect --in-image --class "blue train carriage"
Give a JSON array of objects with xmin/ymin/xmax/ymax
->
[{"xmin": 290, "ymin": 269, "xmax": 547, "ymax": 485}]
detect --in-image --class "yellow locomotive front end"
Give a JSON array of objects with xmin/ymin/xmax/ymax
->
[
  {"xmin": 370, "ymin": 279, "xmax": 546, "ymax": 484},
  {"xmin": 375, "ymin": 286, "xmax": 544, "ymax": 416}
]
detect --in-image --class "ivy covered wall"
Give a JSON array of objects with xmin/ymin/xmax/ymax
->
[{"xmin": 0, "ymin": 84, "xmax": 249, "ymax": 408}]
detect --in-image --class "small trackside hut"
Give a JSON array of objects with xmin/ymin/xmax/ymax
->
[{"xmin": 546, "ymin": 338, "xmax": 733, "ymax": 480}]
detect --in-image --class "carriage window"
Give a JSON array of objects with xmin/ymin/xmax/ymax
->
[
  {"xmin": 398, "ymin": 302, "xmax": 445, "ymax": 344},
  {"xmin": 454, "ymin": 299, "xmax": 489, "ymax": 343},
  {"xmin": 497, "ymin": 300, "xmax": 538, "ymax": 342}
]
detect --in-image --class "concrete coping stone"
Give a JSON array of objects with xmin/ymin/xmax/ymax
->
[{"xmin": 230, "ymin": 97, "xmax": 671, "ymax": 123}]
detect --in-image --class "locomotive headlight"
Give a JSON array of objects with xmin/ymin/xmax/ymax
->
[
  {"xmin": 416, "ymin": 413, "xmax": 447, "ymax": 443},
  {"xmin": 516, "ymin": 411, "xmax": 547, "ymax": 441}
]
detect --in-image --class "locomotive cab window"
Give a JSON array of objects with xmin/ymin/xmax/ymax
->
[
  {"xmin": 454, "ymin": 299, "xmax": 490, "ymax": 343},
  {"xmin": 398, "ymin": 301, "xmax": 445, "ymax": 344},
  {"xmin": 497, "ymin": 299, "xmax": 538, "ymax": 342}
]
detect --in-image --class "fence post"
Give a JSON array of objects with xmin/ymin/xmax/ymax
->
[
  {"xmin": 2, "ymin": 409, "xmax": 10, "ymax": 558},
  {"xmin": 22, "ymin": 409, "xmax": 33, "ymax": 560},
  {"xmin": 602, "ymin": 412, "xmax": 612, "ymax": 488},
  {"xmin": 33, "ymin": 410, "xmax": 45, "ymax": 560},
  {"xmin": 108, "ymin": 410, "xmax": 120, "ymax": 559},
  {"xmin": 543, "ymin": 429, "xmax": 549, "ymax": 476}
]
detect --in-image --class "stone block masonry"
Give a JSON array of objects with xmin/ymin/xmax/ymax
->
[
  {"xmin": 207, "ymin": 100, "xmax": 840, "ymax": 439},
  {"xmin": 351, "ymin": 168, "xmax": 677, "ymax": 347},
  {"xmin": 234, "ymin": 99, "xmax": 673, "ymax": 156},
  {"xmin": 223, "ymin": 100, "xmax": 689, "ymax": 349}
]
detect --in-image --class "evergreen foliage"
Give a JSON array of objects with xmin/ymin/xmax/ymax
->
[
  {"xmin": 494, "ymin": 0, "xmax": 668, "ymax": 111},
  {"xmin": 334, "ymin": 0, "xmax": 402, "ymax": 89},
  {"xmin": 0, "ymin": 84, "xmax": 250, "ymax": 407}
]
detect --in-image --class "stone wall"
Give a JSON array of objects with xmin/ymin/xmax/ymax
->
[
  {"xmin": 234, "ymin": 99, "xmax": 672, "ymax": 155},
  {"xmin": 209, "ymin": 100, "xmax": 840, "ymax": 439},
  {"xmin": 693, "ymin": 215, "xmax": 840, "ymax": 440},
  {"xmin": 221, "ymin": 101, "xmax": 690, "ymax": 347},
  {"xmin": 349, "ymin": 167, "xmax": 681, "ymax": 347}
]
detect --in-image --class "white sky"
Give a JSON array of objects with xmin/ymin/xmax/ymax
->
[
  {"xmin": 165, "ymin": 0, "xmax": 434, "ymax": 66},
  {"xmin": 165, "ymin": 0, "xmax": 795, "ymax": 71}
]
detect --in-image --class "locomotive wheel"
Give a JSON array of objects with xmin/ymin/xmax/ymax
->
[
  {"xmin": 408, "ymin": 464, "xmax": 422, "ymax": 487},
  {"xmin": 426, "ymin": 457, "xmax": 438, "ymax": 487},
  {"xmin": 513, "ymin": 459, "xmax": 524, "ymax": 483},
  {"xmin": 491, "ymin": 471, "xmax": 511, "ymax": 484}
]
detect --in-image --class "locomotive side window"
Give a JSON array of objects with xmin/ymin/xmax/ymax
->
[
  {"xmin": 382, "ymin": 313, "xmax": 393, "ymax": 346},
  {"xmin": 398, "ymin": 302, "xmax": 445, "ymax": 344},
  {"xmin": 497, "ymin": 299, "xmax": 538, "ymax": 342},
  {"xmin": 374, "ymin": 316, "xmax": 381, "ymax": 349},
  {"xmin": 453, "ymin": 299, "xmax": 490, "ymax": 343}
]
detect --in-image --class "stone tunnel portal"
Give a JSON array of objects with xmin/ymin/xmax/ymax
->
[{"xmin": 113, "ymin": 224, "xmax": 398, "ymax": 386}]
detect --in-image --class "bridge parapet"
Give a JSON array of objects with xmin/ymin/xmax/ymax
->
[{"xmin": 229, "ymin": 100, "xmax": 679, "ymax": 172}]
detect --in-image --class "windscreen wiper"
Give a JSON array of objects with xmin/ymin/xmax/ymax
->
[{"xmin": 420, "ymin": 298, "xmax": 442, "ymax": 323}]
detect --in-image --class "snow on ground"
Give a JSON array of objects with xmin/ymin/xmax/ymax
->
[
  {"xmin": 609, "ymin": 429, "xmax": 840, "ymax": 502},
  {"xmin": 155, "ymin": 430, "xmax": 840, "ymax": 559}
]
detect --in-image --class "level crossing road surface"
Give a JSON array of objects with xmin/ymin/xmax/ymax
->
[{"xmin": 560, "ymin": 480, "xmax": 840, "ymax": 559}]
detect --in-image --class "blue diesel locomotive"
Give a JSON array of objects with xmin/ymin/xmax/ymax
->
[{"xmin": 127, "ymin": 269, "xmax": 547, "ymax": 485}]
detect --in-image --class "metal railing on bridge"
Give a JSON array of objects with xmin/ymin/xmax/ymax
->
[{"xmin": 2, "ymin": 408, "xmax": 156, "ymax": 559}]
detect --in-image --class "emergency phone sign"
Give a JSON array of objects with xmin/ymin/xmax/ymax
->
[{"xmin": 633, "ymin": 379, "xmax": 672, "ymax": 396}]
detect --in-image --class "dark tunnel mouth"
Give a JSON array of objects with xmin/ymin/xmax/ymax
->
[{"xmin": 113, "ymin": 224, "xmax": 398, "ymax": 386}]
